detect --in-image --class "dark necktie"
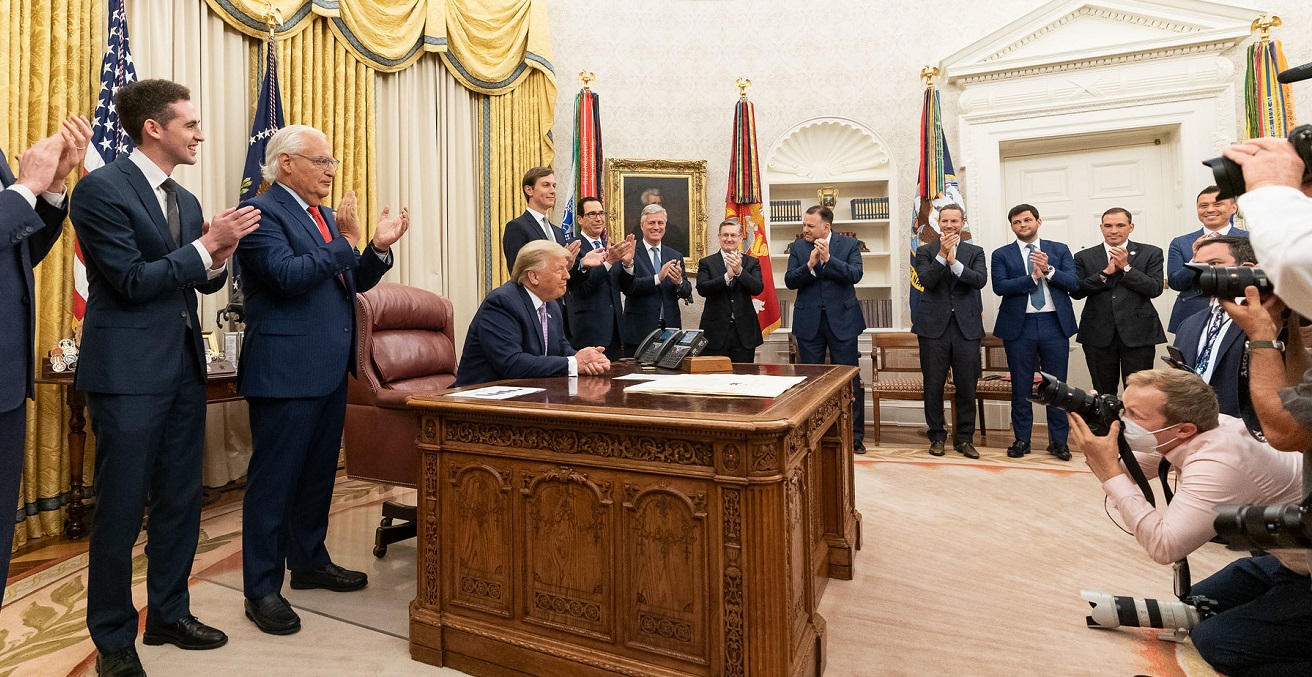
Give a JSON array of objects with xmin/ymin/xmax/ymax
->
[
  {"xmin": 1194, "ymin": 305, "xmax": 1227, "ymax": 376},
  {"xmin": 160, "ymin": 178, "xmax": 181, "ymax": 246},
  {"xmin": 1026, "ymin": 243, "xmax": 1046, "ymax": 310}
]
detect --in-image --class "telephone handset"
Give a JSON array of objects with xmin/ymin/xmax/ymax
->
[
  {"xmin": 655, "ymin": 329, "xmax": 708, "ymax": 369},
  {"xmin": 635, "ymin": 328, "xmax": 680, "ymax": 366}
]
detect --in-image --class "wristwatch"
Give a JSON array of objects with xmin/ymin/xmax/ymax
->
[
  {"xmin": 1122, "ymin": 265, "xmax": 1132, "ymax": 272},
  {"xmin": 1245, "ymin": 340, "xmax": 1286, "ymax": 353}
]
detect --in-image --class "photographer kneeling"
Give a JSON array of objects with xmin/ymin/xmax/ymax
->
[{"xmin": 1068, "ymin": 369, "xmax": 1310, "ymax": 675}]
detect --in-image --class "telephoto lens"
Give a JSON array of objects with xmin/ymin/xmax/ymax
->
[
  {"xmin": 1183, "ymin": 262, "xmax": 1271, "ymax": 299},
  {"xmin": 1030, "ymin": 373, "xmax": 1124, "ymax": 436},
  {"xmin": 1213, "ymin": 502, "xmax": 1312, "ymax": 550},
  {"xmin": 1081, "ymin": 591, "xmax": 1207, "ymax": 632}
]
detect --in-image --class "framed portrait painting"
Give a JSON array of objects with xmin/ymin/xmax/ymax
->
[{"xmin": 604, "ymin": 158, "xmax": 708, "ymax": 273}]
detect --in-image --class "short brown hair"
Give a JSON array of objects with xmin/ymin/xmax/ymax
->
[
  {"xmin": 521, "ymin": 167, "xmax": 554, "ymax": 200},
  {"xmin": 804, "ymin": 205, "xmax": 833, "ymax": 224},
  {"xmin": 718, "ymin": 218, "xmax": 742, "ymax": 234},
  {"xmin": 1101, "ymin": 207, "xmax": 1133, "ymax": 223},
  {"xmin": 1125, "ymin": 369, "xmax": 1220, "ymax": 433},
  {"xmin": 116, "ymin": 79, "xmax": 192, "ymax": 145}
]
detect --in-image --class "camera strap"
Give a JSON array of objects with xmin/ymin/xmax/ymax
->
[{"xmin": 1118, "ymin": 433, "xmax": 1156, "ymax": 507}]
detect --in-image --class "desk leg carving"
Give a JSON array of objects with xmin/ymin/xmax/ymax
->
[{"xmin": 64, "ymin": 389, "xmax": 87, "ymax": 540}]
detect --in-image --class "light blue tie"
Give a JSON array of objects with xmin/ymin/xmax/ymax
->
[
  {"xmin": 1026, "ymin": 243, "xmax": 1046, "ymax": 310},
  {"xmin": 651, "ymin": 246, "xmax": 663, "ymax": 320}
]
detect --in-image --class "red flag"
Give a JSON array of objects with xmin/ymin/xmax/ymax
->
[{"xmin": 725, "ymin": 99, "xmax": 780, "ymax": 337}]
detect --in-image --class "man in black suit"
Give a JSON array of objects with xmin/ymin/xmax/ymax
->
[
  {"xmin": 1071, "ymin": 207, "xmax": 1166, "ymax": 396},
  {"xmin": 235, "ymin": 125, "xmax": 410, "ymax": 636},
  {"xmin": 1172, "ymin": 236, "xmax": 1256, "ymax": 417},
  {"xmin": 455, "ymin": 240, "xmax": 611, "ymax": 386},
  {"xmin": 566, "ymin": 196, "xmax": 634, "ymax": 360},
  {"xmin": 620, "ymin": 204, "xmax": 692, "ymax": 355},
  {"xmin": 0, "ymin": 116, "xmax": 90, "ymax": 596},
  {"xmin": 696, "ymin": 219, "xmax": 765, "ymax": 363},
  {"xmin": 911, "ymin": 204, "xmax": 987, "ymax": 459},
  {"xmin": 71, "ymin": 79, "xmax": 260, "ymax": 676},
  {"xmin": 502, "ymin": 166, "xmax": 579, "ymax": 271}
]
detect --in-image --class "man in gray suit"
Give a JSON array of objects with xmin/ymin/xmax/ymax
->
[{"xmin": 911, "ymin": 204, "xmax": 987, "ymax": 459}]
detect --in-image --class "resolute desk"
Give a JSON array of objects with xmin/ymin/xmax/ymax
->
[{"xmin": 406, "ymin": 363, "xmax": 861, "ymax": 677}]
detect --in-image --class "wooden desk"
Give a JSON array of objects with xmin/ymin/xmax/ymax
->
[
  {"xmin": 407, "ymin": 363, "xmax": 861, "ymax": 677},
  {"xmin": 35, "ymin": 365, "xmax": 241, "ymax": 539}
]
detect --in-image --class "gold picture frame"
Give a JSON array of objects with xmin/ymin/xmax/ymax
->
[{"xmin": 604, "ymin": 158, "xmax": 708, "ymax": 273}]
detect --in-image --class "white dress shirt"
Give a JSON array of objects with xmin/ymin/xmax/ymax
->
[
  {"xmin": 1015, "ymin": 238, "xmax": 1056, "ymax": 313},
  {"xmin": 526, "ymin": 206, "xmax": 555, "ymax": 242},
  {"xmin": 6, "ymin": 183, "xmax": 66, "ymax": 210},
  {"xmin": 1242, "ymin": 185, "xmax": 1312, "ymax": 317},
  {"xmin": 129, "ymin": 150, "xmax": 222, "ymax": 278}
]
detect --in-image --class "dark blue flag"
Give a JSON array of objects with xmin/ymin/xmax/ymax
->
[{"xmin": 240, "ymin": 41, "xmax": 284, "ymax": 202}]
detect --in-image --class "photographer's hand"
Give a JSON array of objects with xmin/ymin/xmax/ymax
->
[
  {"xmin": 1217, "ymin": 285, "xmax": 1281, "ymax": 342},
  {"xmin": 1068, "ymin": 415, "xmax": 1123, "ymax": 482},
  {"xmin": 1220, "ymin": 287, "xmax": 1312, "ymax": 451},
  {"xmin": 1222, "ymin": 137, "xmax": 1306, "ymax": 192}
]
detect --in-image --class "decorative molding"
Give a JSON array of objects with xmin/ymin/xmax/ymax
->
[
  {"xmin": 722, "ymin": 488, "xmax": 742, "ymax": 545},
  {"xmin": 445, "ymin": 421, "xmax": 713, "ymax": 466},
  {"xmin": 722, "ymin": 443, "xmax": 741, "ymax": 473},
  {"xmin": 722, "ymin": 560, "xmax": 745, "ymax": 677},
  {"xmin": 420, "ymin": 416, "xmax": 438, "ymax": 445},
  {"xmin": 534, "ymin": 591, "xmax": 602, "ymax": 622},
  {"xmin": 420, "ymin": 452, "xmax": 441, "ymax": 608},
  {"xmin": 639, "ymin": 612, "xmax": 694, "ymax": 644},
  {"xmin": 765, "ymin": 117, "xmax": 892, "ymax": 182},
  {"xmin": 440, "ymin": 616, "xmax": 657, "ymax": 677}
]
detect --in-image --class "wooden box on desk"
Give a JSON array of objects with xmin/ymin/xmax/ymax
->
[{"xmin": 405, "ymin": 363, "xmax": 862, "ymax": 677}]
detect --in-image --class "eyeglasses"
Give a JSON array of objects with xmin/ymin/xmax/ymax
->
[
  {"xmin": 293, "ymin": 154, "xmax": 341, "ymax": 170},
  {"xmin": 582, "ymin": 211, "xmax": 606, "ymax": 218}
]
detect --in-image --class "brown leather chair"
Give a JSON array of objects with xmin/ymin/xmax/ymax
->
[{"xmin": 345, "ymin": 283, "xmax": 457, "ymax": 556}]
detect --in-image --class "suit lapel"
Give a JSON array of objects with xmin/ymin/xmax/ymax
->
[
  {"xmin": 272, "ymin": 183, "xmax": 326, "ymax": 245},
  {"xmin": 1216, "ymin": 320, "xmax": 1244, "ymax": 360},
  {"xmin": 517, "ymin": 285, "xmax": 546, "ymax": 354},
  {"xmin": 118, "ymin": 158, "xmax": 175, "ymax": 251}
]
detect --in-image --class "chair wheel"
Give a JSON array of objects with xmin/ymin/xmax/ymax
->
[
  {"xmin": 374, "ymin": 545, "xmax": 387, "ymax": 558},
  {"xmin": 380, "ymin": 517, "xmax": 393, "ymax": 528}
]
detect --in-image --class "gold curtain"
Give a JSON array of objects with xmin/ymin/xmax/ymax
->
[
  {"xmin": 274, "ymin": 19, "xmax": 378, "ymax": 244},
  {"xmin": 480, "ymin": 68, "xmax": 555, "ymax": 287},
  {"xmin": 2, "ymin": 0, "xmax": 102, "ymax": 548}
]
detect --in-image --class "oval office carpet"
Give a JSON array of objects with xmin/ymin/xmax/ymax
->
[{"xmin": 0, "ymin": 445, "xmax": 1237, "ymax": 676}]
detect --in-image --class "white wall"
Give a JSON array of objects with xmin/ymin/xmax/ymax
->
[{"xmin": 546, "ymin": 0, "xmax": 1312, "ymax": 330}]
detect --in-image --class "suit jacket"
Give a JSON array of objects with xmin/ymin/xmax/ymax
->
[
  {"xmin": 1166, "ymin": 227, "xmax": 1250, "ymax": 332},
  {"xmin": 1071, "ymin": 240, "xmax": 1166, "ymax": 348},
  {"xmin": 696, "ymin": 251, "xmax": 765, "ymax": 351},
  {"xmin": 911, "ymin": 240, "xmax": 987, "ymax": 340},
  {"xmin": 1, "ymin": 148, "xmax": 68, "ymax": 411},
  {"xmin": 990, "ymin": 240, "xmax": 1079, "ymax": 341},
  {"xmin": 566, "ymin": 237, "xmax": 629, "ymax": 348},
  {"xmin": 1174, "ymin": 306, "xmax": 1246, "ymax": 417},
  {"xmin": 503, "ymin": 209, "xmax": 567, "ymax": 272},
  {"xmin": 619, "ymin": 242, "xmax": 692, "ymax": 345},
  {"xmin": 453, "ymin": 281, "xmax": 576, "ymax": 387},
  {"xmin": 783, "ymin": 233, "xmax": 865, "ymax": 341},
  {"xmin": 235, "ymin": 182, "xmax": 391, "ymax": 399},
  {"xmin": 70, "ymin": 155, "xmax": 225, "ymax": 395}
]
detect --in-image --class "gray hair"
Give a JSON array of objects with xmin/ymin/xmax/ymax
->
[
  {"xmin": 640, "ymin": 203, "xmax": 667, "ymax": 221},
  {"xmin": 261, "ymin": 125, "xmax": 325, "ymax": 182},
  {"xmin": 512, "ymin": 240, "xmax": 571, "ymax": 284}
]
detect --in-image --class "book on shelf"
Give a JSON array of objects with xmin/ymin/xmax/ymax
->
[
  {"xmin": 850, "ymin": 197, "xmax": 890, "ymax": 220},
  {"xmin": 769, "ymin": 199, "xmax": 802, "ymax": 223},
  {"xmin": 858, "ymin": 298, "xmax": 895, "ymax": 329}
]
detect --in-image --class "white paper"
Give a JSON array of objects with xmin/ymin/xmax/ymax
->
[
  {"xmin": 623, "ymin": 374, "xmax": 806, "ymax": 397},
  {"xmin": 445, "ymin": 386, "xmax": 545, "ymax": 400},
  {"xmin": 611, "ymin": 373, "xmax": 680, "ymax": 381}
]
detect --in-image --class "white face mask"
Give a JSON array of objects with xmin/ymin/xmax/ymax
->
[{"xmin": 1120, "ymin": 416, "xmax": 1180, "ymax": 453}]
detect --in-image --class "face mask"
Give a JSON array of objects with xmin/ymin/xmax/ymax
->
[{"xmin": 1120, "ymin": 416, "xmax": 1179, "ymax": 453}]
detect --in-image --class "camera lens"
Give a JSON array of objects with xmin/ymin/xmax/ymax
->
[{"xmin": 1201, "ymin": 156, "xmax": 1246, "ymax": 201}]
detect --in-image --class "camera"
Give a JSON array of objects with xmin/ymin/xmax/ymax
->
[
  {"xmin": 1182, "ymin": 262, "xmax": 1272, "ymax": 298},
  {"xmin": 1213, "ymin": 501, "xmax": 1312, "ymax": 550},
  {"xmin": 1030, "ymin": 373, "xmax": 1123, "ymax": 436},
  {"xmin": 1202, "ymin": 124, "xmax": 1312, "ymax": 200},
  {"xmin": 1081, "ymin": 591, "xmax": 1217, "ymax": 640}
]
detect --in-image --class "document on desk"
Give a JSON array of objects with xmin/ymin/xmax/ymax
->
[
  {"xmin": 623, "ymin": 374, "xmax": 806, "ymax": 397},
  {"xmin": 446, "ymin": 386, "xmax": 545, "ymax": 400}
]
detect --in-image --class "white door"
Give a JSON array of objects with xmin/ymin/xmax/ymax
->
[{"xmin": 999, "ymin": 131, "xmax": 1177, "ymax": 396}]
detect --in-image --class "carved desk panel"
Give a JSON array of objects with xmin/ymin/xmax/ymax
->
[{"xmin": 407, "ymin": 363, "xmax": 861, "ymax": 677}]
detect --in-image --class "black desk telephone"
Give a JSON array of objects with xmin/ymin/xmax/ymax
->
[{"xmin": 634, "ymin": 328, "xmax": 708, "ymax": 369}]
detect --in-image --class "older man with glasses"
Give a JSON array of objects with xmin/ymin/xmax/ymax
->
[{"xmin": 566, "ymin": 196, "xmax": 635, "ymax": 360}]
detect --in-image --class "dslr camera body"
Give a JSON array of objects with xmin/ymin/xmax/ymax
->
[{"xmin": 1204, "ymin": 124, "xmax": 1312, "ymax": 200}]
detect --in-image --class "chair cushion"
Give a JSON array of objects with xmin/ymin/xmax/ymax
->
[
  {"xmin": 372, "ymin": 329, "xmax": 457, "ymax": 384},
  {"xmin": 367, "ymin": 283, "xmax": 453, "ymax": 332}
]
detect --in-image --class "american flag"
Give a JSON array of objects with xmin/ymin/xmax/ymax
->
[{"xmin": 75, "ymin": 0, "xmax": 138, "ymax": 322}]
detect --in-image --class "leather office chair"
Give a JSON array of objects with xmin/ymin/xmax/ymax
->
[{"xmin": 345, "ymin": 283, "xmax": 457, "ymax": 556}]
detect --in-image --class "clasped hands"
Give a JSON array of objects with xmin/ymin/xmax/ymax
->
[
  {"xmin": 808, "ymin": 238, "xmax": 832, "ymax": 268},
  {"xmin": 1103, "ymin": 246, "xmax": 1129, "ymax": 275},
  {"xmin": 579, "ymin": 234, "xmax": 636, "ymax": 269},
  {"xmin": 1029, "ymin": 249, "xmax": 1049, "ymax": 279},
  {"xmin": 574, "ymin": 346, "xmax": 610, "ymax": 376},
  {"xmin": 937, "ymin": 234, "xmax": 960, "ymax": 266},
  {"xmin": 724, "ymin": 250, "xmax": 743, "ymax": 278}
]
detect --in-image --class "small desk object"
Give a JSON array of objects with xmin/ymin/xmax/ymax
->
[{"xmin": 406, "ymin": 363, "xmax": 861, "ymax": 677}]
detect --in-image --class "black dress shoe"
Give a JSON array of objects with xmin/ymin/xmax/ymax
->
[
  {"xmin": 96, "ymin": 647, "xmax": 146, "ymax": 677},
  {"xmin": 928, "ymin": 440, "xmax": 946, "ymax": 456},
  {"xmin": 955, "ymin": 441, "xmax": 980, "ymax": 460},
  {"xmin": 143, "ymin": 615, "xmax": 228, "ymax": 650},
  {"xmin": 245, "ymin": 593, "xmax": 301, "ymax": 635},
  {"xmin": 1048, "ymin": 444, "xmax": 1072, "ymax": 461},
  {"xmin": 290, "ymin": 562, "xmax": 368, "ymax": 592},
  {"xmin": 1006, "ymin": 440, "xmax": 1031, "ymax": 458},
  {"xmin": 853, "ymin": 440, "xmax": 866, "ymax": 455}
]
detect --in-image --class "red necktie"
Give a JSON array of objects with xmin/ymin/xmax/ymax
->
[{"xmin": 308, "ymin": 206, "xmax": 332, "ymax": 242}]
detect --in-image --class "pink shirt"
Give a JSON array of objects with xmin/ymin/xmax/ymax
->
[{"xmin": 1102, "ymin": 416, "xmax": 1304, "ymax": 569}]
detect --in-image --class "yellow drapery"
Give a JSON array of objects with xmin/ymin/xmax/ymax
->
[
  {"xmin": 3, "ymin": 0, "xmax": 102, "ymax": 548},
  {"xmin": 480, "ymin": 68, "xmax": 555, "ymax": 287}
]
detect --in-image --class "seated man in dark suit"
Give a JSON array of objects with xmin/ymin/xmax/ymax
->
[
  {"xmin": 620, "ymin": 204, "xmax": 692, "ymax": 356},
  {"xmin": 566, "ymin": 196, "xmax": 635, "ymax": 360},
  {"xmin": 912, "ymin": 204, "xmax": 987, "ymax": 459},
  {"xmin": 1166, "ymin": 186, "xmax": 1243, "ymax": 333},
  {"xmin": 1172, "ymin": 236, "xmax": 1257, "ymax": 417},
  {"xmin": 696, "ymin": 218, "xmax": 765, "ymax": 362},
  {"xmin": 1071, "ymin": 207, "xmax": 1166, "ymax": 396},
  {"xmin": 502, "ymin": 166, "xmax": 579, "ymax": 272},
  {"xmin": 455, "ymin": 240, "xmax": 612, "ymax": 386}
]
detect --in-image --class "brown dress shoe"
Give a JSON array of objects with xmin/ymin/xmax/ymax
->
[
  {"xmin": 955, "ymin": 441, "xmax": 980, "ymax": 459},
  {"xmin": 928, "ymin": 440, "xmax": 946, "ymax": 456}
]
